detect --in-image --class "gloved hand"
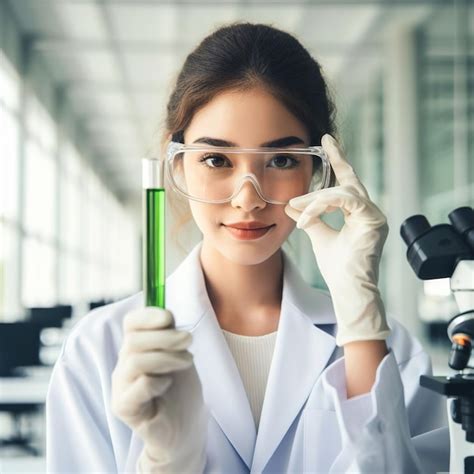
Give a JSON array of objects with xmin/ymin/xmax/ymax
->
[
  {"xmin": 285, "ymin": 133, "xmax": 391, "ymax": 347},
  {"xmin": 111, "ymin": 307, "xmax": 208, "ymax": 473}
]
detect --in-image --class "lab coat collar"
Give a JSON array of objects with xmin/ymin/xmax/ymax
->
[{"xmin": 164, "ymin": 241, "xmax": 338, "ymax": 472}]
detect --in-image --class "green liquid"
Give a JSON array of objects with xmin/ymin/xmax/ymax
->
[{"xmin": 143, "ymin": 188, "xmax": 165, "ymax": 308}]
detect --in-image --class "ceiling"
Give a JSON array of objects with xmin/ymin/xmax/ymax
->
[{"xmin": 6, "ymin": 0, "xmax": 436, "ymax": 209}]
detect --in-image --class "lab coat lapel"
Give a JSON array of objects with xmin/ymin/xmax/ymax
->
[
  {"xmin": 250, "ymin": 251, "xmax": 337, "ymax": 474},
  {"xmin": 165, "ymin": 241, "xmax": 338, "ymax": 473},
  {"xmin": 166, "ymin": 241, "xmax": 257, "ymax": 469}
]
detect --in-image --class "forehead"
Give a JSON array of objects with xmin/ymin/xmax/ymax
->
[{"xmin": 184, "ymin": 87, "xmax": 310, "ymax": 146}]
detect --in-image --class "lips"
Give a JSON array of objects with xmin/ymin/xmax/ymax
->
[
  {"xmin": 225, "ymin": 221, "xmax": 273, "ymax": 230},
  {"xmin": 223, "ymin": 222, "xmax": 275, "ymax": 240}
]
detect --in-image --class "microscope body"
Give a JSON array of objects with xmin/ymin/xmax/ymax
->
[
  {"xmin": 448, "ymin": 260, "xmax": 474, "ymax": 474},
  {"xmin": 451, "ymin": 260, "xmax": 474, "ymax": 315},
  {"xmin": 401, "ymin": 207, "xmax": 474, "ymax": 474}
]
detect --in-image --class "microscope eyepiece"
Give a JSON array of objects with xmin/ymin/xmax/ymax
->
[
  {"xmin": 400, "ymin": 207, "xmax": 473, "ymax": 279},
  {"xmin": 400, "ymin": 215, "xmax": 431, "ymax": 247},
  {"xmin": 449, "ymin": 207, "xmax": 474, "ymax": 251}
]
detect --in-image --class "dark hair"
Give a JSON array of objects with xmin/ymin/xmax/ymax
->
[
  {"xmin": 159, "ymin": 21, "xmax": 338, "ymax": 252},
  {"xmin": 162, "ymin": 21, "xmax": 338, "ymax": 148}
]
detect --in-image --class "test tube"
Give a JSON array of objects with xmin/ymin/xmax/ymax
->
[{"xmin": 142, "ymin": 158, "xmax": 165, "ymax": 308}]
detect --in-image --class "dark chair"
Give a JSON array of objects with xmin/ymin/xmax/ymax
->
[
  {"xmin": 27, "ymin": 305, "xmax": 72, "ymax": 329},
  {"xmin": 56, "ymin": 304, "xmax": 73, "ymax": 320},
  {"xmin": 89, "ymin": 299, "xmax": 107, "ymax": 310},
  {"xmin": 0, "ymin": 322, "xmax": 43, "ymax": 456},
  {"xmin": 0, "ymin": 322, "xmax": 41, "ymax": 376}
]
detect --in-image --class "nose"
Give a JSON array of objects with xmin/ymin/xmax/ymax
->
[{"xmin": 230, "ymin": 179, "xmax": 267, "ymax": 212}]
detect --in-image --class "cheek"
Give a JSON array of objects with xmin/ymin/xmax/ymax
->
[
  {"xmin": 275, "ymin": 209, "xmax": 297, "ymax": 237},
  {"xmin": 189, "ymin": 202, "xmax": 220, "ymax": 234}
]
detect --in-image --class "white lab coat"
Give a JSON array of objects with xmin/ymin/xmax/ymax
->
[{"xmin": 46, "ymin": 240, "xmax": 449, "ymax": 473}]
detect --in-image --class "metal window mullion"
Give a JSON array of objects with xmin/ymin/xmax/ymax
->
[
  {"xmin": 453, "ymin": 0, "xmax": 470, "ymax": 203},
  {"xmin": 53, "ymin": 85, "xmax": 67, "ymax": 304},
  {"xmin": 15, "ymin": 36, "xmax": 33, "ymax": 318}
]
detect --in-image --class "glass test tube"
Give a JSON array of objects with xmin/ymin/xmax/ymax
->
[{"xmin": 142, "ymin": 158, "xmax": 165, "ymax": 308}]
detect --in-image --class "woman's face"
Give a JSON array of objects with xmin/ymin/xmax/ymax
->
[{"xmin": 183, "ymin": 86, "xmax": 311, "ymax": 266}]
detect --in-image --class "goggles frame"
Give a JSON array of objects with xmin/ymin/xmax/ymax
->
[{"xmin": 165, "ymin": 140, "xmax": 332, "ymax": 205}]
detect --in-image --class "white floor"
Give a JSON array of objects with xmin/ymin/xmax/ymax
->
[
  {"xmin": 0, "ymin": 455, "xmax": 45, "ymax": 474},
  {"xmin": 0, "ymin": 409, "xmax": 46, "ymax": 473}
]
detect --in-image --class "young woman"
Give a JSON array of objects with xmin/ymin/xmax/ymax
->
[{"xmin": 46, "ymin": 23, "xmax": 449, "ymax": 473}]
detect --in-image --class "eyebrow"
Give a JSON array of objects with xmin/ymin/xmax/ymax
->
[{"xmin": 191, "ymin": 136, "xmax": 306, "ymax": 147}]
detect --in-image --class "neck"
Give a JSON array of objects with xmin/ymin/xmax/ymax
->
[{"xmin": 199, "ymin": 241, "xmax": 283, "ymax": 336}]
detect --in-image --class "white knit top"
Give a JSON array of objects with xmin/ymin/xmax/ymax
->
[{"xmin": 222, "ymin": 329, "xmax": 278, "ymax": 430}]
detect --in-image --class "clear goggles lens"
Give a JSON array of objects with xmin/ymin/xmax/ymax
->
[{"xmin": 166, "ymin": 143, "xmax": 330, "ymax": 204}]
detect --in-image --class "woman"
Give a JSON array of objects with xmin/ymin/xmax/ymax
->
[{"xmin": 46, "ymin": 22, "xmax": 449, "ymax": 473}]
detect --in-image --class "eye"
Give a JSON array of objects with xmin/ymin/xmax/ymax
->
[
  {"xmin": 269, "ymin": 154, "xmax": 299, "ymax": 169},
  {"xmin": 199, "ymin": 153, "xmax": 230, "ymax": 169}
]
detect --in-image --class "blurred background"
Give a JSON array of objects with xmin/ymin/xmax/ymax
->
[{"xmin": 0, "ymin": 0, "xmax": 472, "ymax": 470}]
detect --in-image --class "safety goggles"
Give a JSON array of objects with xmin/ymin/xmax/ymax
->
[{"xmin": 165, "ymin": 141, "xmax": 332, "ymax": 205}]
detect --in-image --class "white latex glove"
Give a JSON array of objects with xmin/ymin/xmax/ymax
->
[
  {"xmin": 111, "ymin": 307, "xmax": 208, "ymax": 473},
  {"xmin": 285, "ymin": 133, "xmax": 391, "ymax": 347}
]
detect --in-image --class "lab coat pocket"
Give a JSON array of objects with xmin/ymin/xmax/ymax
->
[{"xmin": 303, "ymin": 408, "xmax": 341, "ymax": 474}]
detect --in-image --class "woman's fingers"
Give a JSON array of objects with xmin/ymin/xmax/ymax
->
[
  {"xmin": 114, "ymin": 374, "xmax": 173, "ymax": 419},
  {"xmin": 290, "ymin": 185, "xmax": 359, "ymax": 212},
  {"xmin": 300, "ymin": 188, "xmax": 361, "ymax": 223},
  {"xmin": 295, "ymin": 187, "xmax": 386, "ymax": 230},
  {"xmin": 287, "ymin": 135, "xmax": 378, "ymax": 231},
  {"xmin": 321, "ymin": 134, "xmax": 370, "ymax": 199},
  {"xmin": 122, "ymin": 350, "xmax": 194, "ymax": 382},
  {"xmin": 123, "ymin": 307, "xmax": 175, "ymax": 333},
  {"xmin": 284, "ymin": 204, "xmax": 303, "ymax": 222},
  {"xmin": 122, "ymin": 329, "xmax": 192, "ymax": 354},
  {"xmin": 321, "ymin": 134, "xmax": 360, "ymax": 188},
  {"xmin": 288, "ymin": 190, "xmax": 320, "ymax": 210},
  {"xmin": 285, "ymin": 203, "xmax": 338, "ymax": 241}
]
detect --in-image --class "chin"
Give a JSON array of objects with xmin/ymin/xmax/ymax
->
[{"xmin": 216, "ymin": 234, "xmax": 286, "ymax": 266}]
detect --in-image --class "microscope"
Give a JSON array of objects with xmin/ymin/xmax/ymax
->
[{"xmin": 401, "ymin": 206, "xmax": 474, "ymax": 474}]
